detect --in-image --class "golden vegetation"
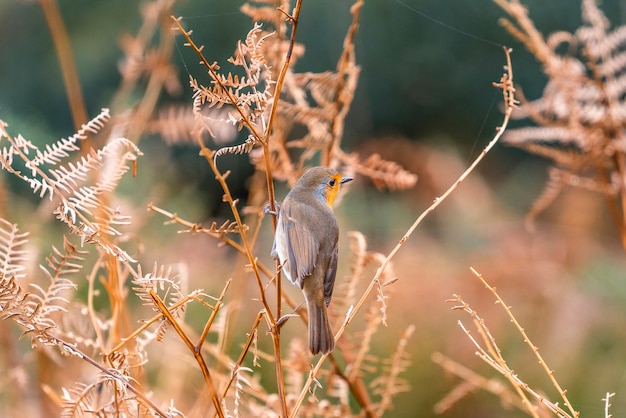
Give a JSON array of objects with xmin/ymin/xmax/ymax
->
[{"xmin": 0, "ymin": 0, "xmax": 624, "ymax": 417}]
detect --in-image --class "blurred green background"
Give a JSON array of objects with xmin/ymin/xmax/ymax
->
[
  {"xmin": 2, "ymin": 0, "xmax": 626, "ymax": 417},
  {"xmin": 5, "ymin": 0, "xmax": 622, "ymax": 187},
  {"xmin": 1, "ymin": 0, "xmax": 623, "ymax": 199}
]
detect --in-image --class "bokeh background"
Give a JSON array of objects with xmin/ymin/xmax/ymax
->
[{"xmin": 2, "ymin": 0, "xmax": 626, "ymax": 416}]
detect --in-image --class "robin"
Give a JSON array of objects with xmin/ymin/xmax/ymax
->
[{"xmin": 271, "ymin": 166, "xmax": 353, "ymax": 355}]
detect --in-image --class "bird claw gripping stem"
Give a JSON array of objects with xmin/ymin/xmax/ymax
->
[{"xmin": 263, "ymin": 201, "xmax": 281, "ymax": 216}]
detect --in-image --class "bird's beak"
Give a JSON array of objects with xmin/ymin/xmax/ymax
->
[{"xmin": 340, "ymin": 176, "xmax": 353, "ymax": 184}]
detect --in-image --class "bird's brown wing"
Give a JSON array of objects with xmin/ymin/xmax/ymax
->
[
  {"xmin": 323, "ymin": 245, "xmax": 338, "ymax": 307},
  {"xmin": 283, "ymin": 202, "xmax": 319, "ymax": 287}
]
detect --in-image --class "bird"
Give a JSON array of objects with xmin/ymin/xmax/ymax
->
[{"xmin": 271, "ymin": 166, "xmax": 353, "ymax": 355}]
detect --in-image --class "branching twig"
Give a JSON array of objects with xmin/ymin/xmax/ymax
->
[
  {"xmin": 148, "ymin": 289, "xmax": 224, "ymax": 417},
  {"xmin": 264, "ymin": 0, "xmax": 303, "ymax": 216},
  {"xmin": 219, "ymin": 310, "xmax": 265, "ymax": 402},
  {"xmin": 193, "ymin": 131, "xmax": 288, "ymax": 417},
  {"xmin": 469, "ymin": 267, "xmax": 579, "ymax": 417},
  {"xmin": 449, "ymin": 295, "xmax": 545, "ymax": 417},
  {"xmin": 322, "ymin": 0, "xmax": 363, "ymax": 166},
  {"xmin": 432, "ymin": 352, "xmax": 529, "ymax": 415},
  {"xmin": 603, "ymin": 392, "xmax": 615, "ymax": 418},
  {"xmin": 170, "ymin": 16, "xmax": 267, "ymax": 148}
]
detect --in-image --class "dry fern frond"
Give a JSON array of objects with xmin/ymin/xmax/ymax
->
[
  {"xmin": 0, "ymin": 110, "xmax": 142, "ymax": 262},
  {"xmin": 344, "ymin": 303, "xmax": 382, "ymax": 383},
  {"xmin": 28, "ymin": 274, "xmax": 76, "ymax": 331},
  {"xmin": 496, "ymin": 0, "xmax": 626, "ymax": 242},
  {"xmin": 344, "ymin": 152, "xmax": 418, "ymax": 191},
  {"xmin": 240, "ymin": 0, "xmax": 305, "ymax": 70},
  {"xmin": 147, "ymin": 104, "xmax": 237, "ymax": 145},
  {"xmin": 214, "ymin": 134, "xmax": 258, "ymax": 158},
  {"xmin": 188, "ymin": 23, "xmax": 274, "ymax": 158},
  {"xmin": 243, "ymin": 0, "xmax": 362, "ymax": 178},
  {"xmin": 369, "ymin": 325, "xmax": 414, "ymax": 416},
  {"xmin": 61, "ymin": 373, "xmax": 140, "ymax": 418},
  {"xmin": 61, "ymin": 381, "xmax": 100, "ymax": 417},
  {"xmin": 270, "ymin": 44, "xmax": 360, "ymax": 171},
  {"xmin": 0, "ymin": 275, "xmax": 59, "ymax": 346},
  {"xmin": 146, "ymin": 104, "xmax": 200, "ymax": 145},
  {"xmin": 116, "ymin": 1, "xmax": 180, "ymax": 88},
  {"xmin": 133, "ymin": 264, "xmax": 185, "ymax": 312},
  {"xmin": 333, "ymin": 231, "xmax": 396, "ymax": 322},
  {"xmin": 148, "ymin": 203, "xmax": 249, "ymax": 240},
  {"xmin": 0, "ymin": 275, "xmax": 22, "ymax": 312},
  {"xmin": 40, "ymin": 236, "xmax": 87, "ymax": 283},
  {"xmin": 132, "ymin": 262, "xmax": 195, "ymax": 343},
  {"xmin": 241, "ymin": 0, "xmax": 290, "ymax": 31},
  {"xmin": 525, "ymin": 167, "xmax": 568, "ymax": 228},
  {"xmin": 0, "ymin": 109, "xmax": 108, "ymax": 172},
  {"xmin": 27, "ymin": 109, "xmax": 110, "ymax": 170},
  {"xmin": 176, "ymin": 0, "xmax": 365, "ymax": 192},
  {"xmin": 23, "ymin": 237, "xmax": 86, "ymax": 332},
  {"xmin": 0, "ymin": 218, "xmax": 29, "ymax": 281}
]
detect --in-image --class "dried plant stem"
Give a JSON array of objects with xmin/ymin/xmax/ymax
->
[
  {"xmin": 432, "ymin": 352, "xmax": 529, "ymax": 414},
  {"xmin": 172, "ymin": 8, "xmax": 301, "ymax": 325},
  {"xmin": 197, "ymin": 144, "xmax": 274, "ymax": 324},
  {"xmin": 450, "ymin": 296, "xmax": 544, "ymax": 417},
  {"xmin": 264, "ymin": 0, "xmax": 303, "ymax": 322},
  {"xmin": 329, "ymin": 356, "xmax": 376, "ymax": 417},
  {"xmin": 101, "ymin": 256, "xmax": 133, "ymax": 352},
  {"xmin": 44, "ymin": 332, "xmax": 168, "ymax": 417},
  {"xmin": 87, "ymin": 253, "xmax": 107, "ymax": 353},
  {"xmin": 170, "ymin": 16, "xmax": 267, "ymax": 150},
  {"xmin": 149, "ymin": 289, "xmax": 224, "ymax": 417},
  {"xmin": 146, "ymin": 203, "xmax": 302, "ymax": 312},
  {"xmin": 219, "ymin": 310, "xmax": 264, "ymax": 401},
  {"xmin": 40, "ymin": 0, "xmax": 88, "ymax": 133},
  {"xmin": 106, "ymin": 290, "xmax": 202, "ymax": 356},
  {"xmin": 603, "ymin": 392, "xmax": 615, "ymax": 418},
  {"xmin": 290, "ymin": 47, "xmax": 517, "ymax": 417},
  {"xmin": 322, "ymin": 0, "xmax": 363, "ymax": 166},
  {"xmin": 198, "ymin": 279, "xmax": 232, "ymax": 350},
  {"xmin": 373, "ymin": 324, "xmax": 414, "ymax": 416},
  {"xmin": 469, "ymin": 267, "xmax": 579, "ymax": 417},
  {"xmin": 195, "ymin": 134, "xmax": 288, "ymax": 417},
  {"xmin": 147, "ymin": 204, "xmax": 254, "ymax": 260},
  {"xmin": 126, "ymin": 1, "xmax": 176, "ymax": 143},
  {"xmin": 594, "ymin": 160, "xmax": 626, "ymax": 248},
  {"xmin": 265, "ymin": 0, "xmax": 303, "ymax": 189},
  {"xmin": 454, "ymin": 294, "xmax": 539, "ymax": 415},
  {"xmin": 492, "ymin": 0, "xmax": 553, "ymax": 70},
  {"xmin": 352, "ymin": 47, "xmax": 515, "ymax": 328}
]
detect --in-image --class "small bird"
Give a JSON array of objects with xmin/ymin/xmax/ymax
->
[{"xmin": 271, "ymin": 166, "xmax": 353, "ymax": 355}]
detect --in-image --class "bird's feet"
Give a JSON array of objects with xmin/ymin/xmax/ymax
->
[
  {"xmin": 270, "ymin": 302, "xmax": 304, "ymax": 332},
  {"xmin": 263, "ymin": 201, "xmax": 280, "ymax": 216},
  {"xmin": 275, "ymin": 312, "xmax": 299, "ymax": 330}
]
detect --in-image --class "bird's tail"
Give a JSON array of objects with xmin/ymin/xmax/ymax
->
[{"xmin": 306, "ymin": 299, "xmax": 335, "ymax": 355}]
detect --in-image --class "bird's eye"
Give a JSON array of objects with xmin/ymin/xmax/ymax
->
[{"xmin": 328, "ymin": 178, "xmax": 336, "ymax": 187}]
